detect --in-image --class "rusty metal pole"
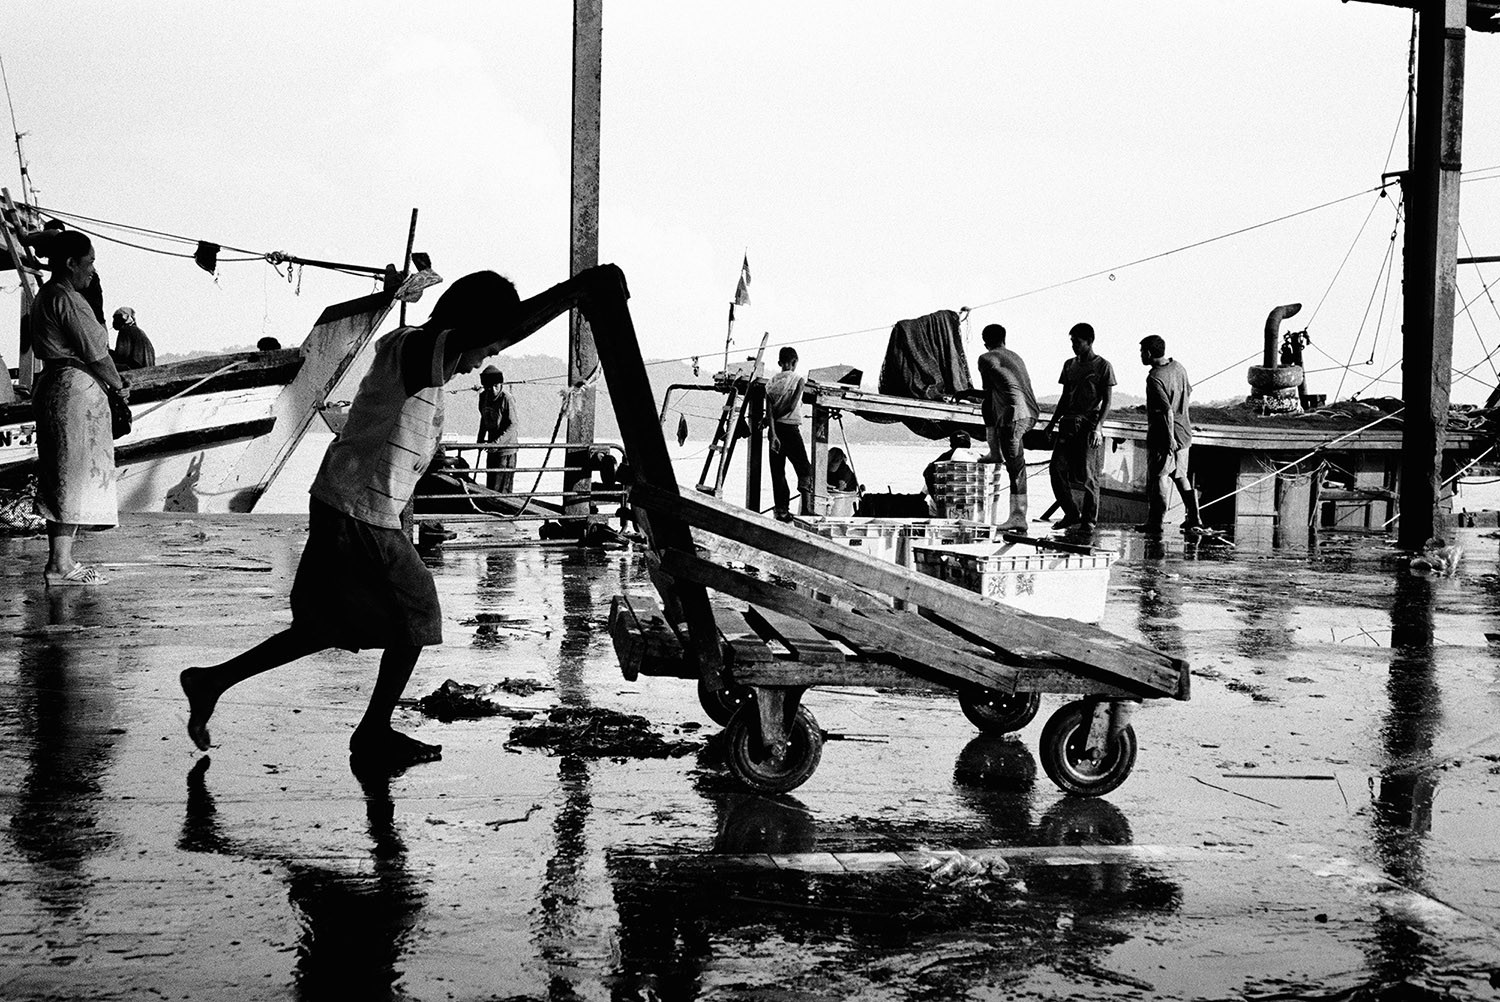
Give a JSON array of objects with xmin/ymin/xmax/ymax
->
[
  {"xmin": 1398, "ymin": 0, "xmax": 1466, "ymax": 550},
  {"xmin": 566, "ymin": 0, "xmax": 603, "ymax": 529}
]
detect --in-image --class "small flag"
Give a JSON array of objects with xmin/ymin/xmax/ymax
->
[
  {"xmin": 732, "ymin": 253, "xmax": 751, "ymax": 306},
  {"xmin": 676, "ymin": 414, "xmax": 689, "ymax": 447},
  {"xmin": 194, "ymin": 240, "xmax": 220, "ymax": 275},
  {"xmin": 728, "ymin": 302, "xmax": 735, "ymax": 324}
]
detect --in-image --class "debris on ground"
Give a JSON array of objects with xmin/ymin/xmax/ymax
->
[
  {"xmin": 912, "ymin": 848, "xmax": 1010, "ymax": 889},
  {"xmin": 412, "ymin": 679, "xmax": 542, "ymax": 722},
  {"xmin": 461, "ymin": 612, "xmax": 553, "ymax": 645},
  {"xmin": 507, "ymin": 706, "xmax": 701, "ymax": 759},
  {"xmin": 486, "ymin": 804, "xmax": 543, "ymax": 828}
]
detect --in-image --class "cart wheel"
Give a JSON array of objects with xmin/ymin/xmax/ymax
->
[
  {"xmin": 1039, "ymin": 700, "xmax": 1137, "ymax": 797},
  {"xmin": 697, "ymin": 675, "xmax": 756, "ymax": 726},
  {"xmin": 724, "ymin": 705, "xmax": 823, "ymax": 794},
  {"xmin": 958, "ymin": 687, "xmax": 1041, "ymax": 734}
]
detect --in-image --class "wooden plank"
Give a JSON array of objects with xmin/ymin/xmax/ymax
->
[
  {"xmin": 659, "ymin": 548, "xmax": 1020, "ymax": 693},
  {"xmin": 736, "ymin": 661, "xmax": 920, "ymax": 688},
  {"xmin": 579, "ymin": 265, "xmax": 723, "ymax": 678},
  {"xmin": 711, "ymin": 605, "xmax": 775, "ymax": 665},
  {"xmin": 635, "ymin": 482, "xmax": 1187, "ymax": 698},
  {"xmin": 696, "ymin": 534, "xmax": 895, "ymax": 610},
  {"xmin": 745, "ymin": 606, "xmax": 846, "ymax": 663},
  {"xmin": 690, "ymin": 518, "xmax": 1179, "ymax": 698},
  {"xmin": 610, "ymin": 594, "xmax": 688, "ymax": 680}
]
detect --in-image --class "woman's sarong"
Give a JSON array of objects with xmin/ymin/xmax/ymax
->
[{"xmin": 34, "ymin": 367, "xmax": 118, "ymax": 528}]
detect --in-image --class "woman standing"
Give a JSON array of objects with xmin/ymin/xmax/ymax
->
[{"xmin": 31, "ymin": 231, "xmax": 123, "ymax": 585}]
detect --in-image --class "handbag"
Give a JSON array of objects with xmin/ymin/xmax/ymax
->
[{"xmin": 106, "ymin": 387, "xmax": 133, "ymax": 439}]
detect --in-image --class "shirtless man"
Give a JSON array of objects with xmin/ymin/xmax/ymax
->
[{"xmin": 976, "ymin": 324, "xmax": 1040, "ymax": 531}]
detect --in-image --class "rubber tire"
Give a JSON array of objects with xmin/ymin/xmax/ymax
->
[
  {"xmin": 724, "ymin": 704, "xmax": 824, "ymax": 794},
  {"xmin": 1038, "ymin": 700, "xmax": 1138, "ymax": 797},
  {"xmin": 697, "ymin": 675, "xmax": 756, "ymax": 727},
  {"xmin": 958, "ymin": 687, "xmax": 1042, "ymax": 734}
]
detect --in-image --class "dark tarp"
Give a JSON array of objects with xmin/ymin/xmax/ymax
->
[{"xmin": 871, "ymin": 309, "xmax": 972, "ymax": 439}]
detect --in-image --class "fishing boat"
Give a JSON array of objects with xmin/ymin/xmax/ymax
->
[
  {"xmin": 682, "ymin": 297, "xmax": 1499, "ymax": 542},
  {"xmin": 0, "ymin": 194, "xmax": 434, "ymax": 514}
]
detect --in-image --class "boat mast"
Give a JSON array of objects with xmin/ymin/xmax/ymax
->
[
  {"xmin": 1353, "ymin": 0, "xmax": 1498, "ymax": 546},
  {"xmin": 567, "ymin": 0, "xmax": 603, "ymax": 526},
  {"xmin": 1398, "ymin": 0, "xmax": 1466, "ymax": 549}
]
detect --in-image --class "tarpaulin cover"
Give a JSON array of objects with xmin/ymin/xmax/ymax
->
[{"xmin": 871, "ymin": 309, "xmax": 972, "ymax": 439}]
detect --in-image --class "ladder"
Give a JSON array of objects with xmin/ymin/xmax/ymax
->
[{"xmin": 696, "ymin": 332, "xmax": 768, "ymax": 496}]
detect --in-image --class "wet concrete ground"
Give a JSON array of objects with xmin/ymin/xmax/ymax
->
[{"xmin": 2, "ymin": 514, "xmax": 1500, "ymax": 1001}]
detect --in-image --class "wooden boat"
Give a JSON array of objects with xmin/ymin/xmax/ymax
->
[{"xmin": 0, "ymin": 290, "xmax": 395, "ymax": 512}]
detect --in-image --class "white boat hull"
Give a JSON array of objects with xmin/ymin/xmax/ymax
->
[{"xmin": 0, "ymin": 291, "xmax": 392, "ymax": 513}]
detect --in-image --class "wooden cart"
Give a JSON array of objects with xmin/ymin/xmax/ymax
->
[{"xmin": 498, "ymin": 265, "xmax": 1189, "ymax": 796}]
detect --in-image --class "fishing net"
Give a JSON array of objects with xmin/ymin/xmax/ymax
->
[{"xmin": 0, "ymin": 477, "xmax": 44, "ymax": 534}]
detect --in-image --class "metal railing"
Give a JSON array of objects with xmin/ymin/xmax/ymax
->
[{"xmin": 411, "ymin": 440, "xmax": 627, "ymax": 525}]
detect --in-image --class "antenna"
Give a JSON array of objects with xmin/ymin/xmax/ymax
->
[{"xmin": 0, "ymin": 52, "xmax": 33, "ymax": 211}]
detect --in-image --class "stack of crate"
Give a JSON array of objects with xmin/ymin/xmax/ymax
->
[
  {"xmin": 928, "ymin": 460, "xmax": 1005, "ymax": 523},
  {"xmin": 910, "ymin": 542, "xmax": 1115, "ymax": 623}
]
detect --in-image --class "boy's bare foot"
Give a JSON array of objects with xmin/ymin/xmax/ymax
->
[
  {"xmin": 180, "ymin": 667, "xmax": 218, "ymax": 751},
  {"xmin": 349, "ymin": 727, "xmax": 442, "ymax": 774}
]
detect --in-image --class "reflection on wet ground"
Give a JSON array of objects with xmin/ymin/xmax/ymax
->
[{"xmin": 2, "ymin": 515, "xmax": 1500, "ymax": 999}]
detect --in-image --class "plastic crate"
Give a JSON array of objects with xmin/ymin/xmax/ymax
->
[
  {"xmin": 910, "ymin": 541, "xmax": 1115, "ymax": 623},
  {"xmin": 793, "ymin": 517, "xmax": 1006, "ymax": 568},
  {"xmin": 929, "ymin": 461, "xmax": 1004, "ymax": 522}
]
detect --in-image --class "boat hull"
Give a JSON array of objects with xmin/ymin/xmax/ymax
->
[{"xmin": 0, "ymin": 290, "xmax": 392, "ymax": 513}]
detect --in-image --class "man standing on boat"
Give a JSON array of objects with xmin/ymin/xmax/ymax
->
[
  {"xmin": 766, "ymin": 346, "xmax": 811, "ymax": 521},
  {"xmin": 1137, "ymin": 335, "xmax": 1203, "ymax": 534},
  {"xmin": 1041, "ymin": 322, "xmax": 1114, "ymax": 532},
  {"xmin": 976, "ymin": 323, "xmax": 1040, "ymax": 532},
  {"xmin": 180, "ymin": 271, "xmax": 523, "ymax": 773},
  {"xmin": 110, "ymin": 307, "xmax": 155, "ymax": 371}
]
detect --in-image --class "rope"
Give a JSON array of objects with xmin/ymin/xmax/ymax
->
[
  {"xmin": 1335, "ymin": 217, "xmax": 1401, "ymax": 402},
  {"xmin": 132, "ymin": 361, "xmax": 246, "ymax": 421},
  {"xmin": 1198, "ymin": 406, "xmax": 1404, "ymax": 512}
]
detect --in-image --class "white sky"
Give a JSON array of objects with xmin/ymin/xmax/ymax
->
[{"xmin": 4, "ymin": 1, "xmax": 1500, "ymax": 404}]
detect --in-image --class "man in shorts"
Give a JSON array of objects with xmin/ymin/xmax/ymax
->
[
  {"xmin": 180, "ymin": 271, "xmax": 521, "ymax": 772},
  {"xmin": 976, "ymin": 323, "xmax": 1039, "ymax": 531}
]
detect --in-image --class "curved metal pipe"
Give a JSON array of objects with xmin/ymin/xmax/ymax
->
[{"xmin": 1264, "ymin": 303, "xmax": 1302, "ymax": 368}]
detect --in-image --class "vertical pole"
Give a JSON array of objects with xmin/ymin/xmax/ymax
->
[
  {"xmin": 1398, "ymin": 0, "xmax": 1465, "ymax": 551},
  {"xmin": 398, "ymin": 207, "xmax": 418, "ymax": 327},
  {"xmin": 723, "ymin": 307, "xmax": 734, "ymax": 378},
  {"xmin": 745, "ymin": 382, "xmax": 764, "ymax": 512},
  {"xmin": 567, "ymin": 0, "xmax": 603, "ymax": 527},
  {"xmin": 808, "ymin": 402, "xmax": 830, "ymax": 516}
]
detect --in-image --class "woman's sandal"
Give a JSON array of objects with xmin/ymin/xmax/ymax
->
[{"xmin": 44, "ymin": 564, "xmax": 110, "ymax": 587}]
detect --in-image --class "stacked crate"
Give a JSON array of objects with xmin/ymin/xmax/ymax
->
[
  {"xmin": 928, "ymin": 460, "xmax": 1005, "ymax": 523},
  {"xmin": 793, "ymin": 517, "xmax": 1006, "ymax": 569},
  {"xmin": 910, "ymin": 541, "xmax": 1115, "ymax": 623}
]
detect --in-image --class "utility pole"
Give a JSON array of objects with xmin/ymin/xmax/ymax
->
[
  {"xmin": 1398, "ymin": 0, "xmax": 1466, "ymax": 549},
  {"xmin": 567, "ymin": 0, "xmax": 603, "ymax": 529}
]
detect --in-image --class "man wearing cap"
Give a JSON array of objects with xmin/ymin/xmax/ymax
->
[
  {"xmin": 110, "ymin": 307, "xmax": 155, "ymax": 371},
  {"xmin": 1137, "ymin": 335, "xmax": 1203, "ymax": 534},
  {"xmin": 1040, "ymin": 322, "xmax": 1114, "ymax": 532}
]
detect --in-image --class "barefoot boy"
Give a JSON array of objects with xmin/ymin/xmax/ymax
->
[{"xmin": 181, "ymin": 271, "xmax": 520, "ymax": 771}]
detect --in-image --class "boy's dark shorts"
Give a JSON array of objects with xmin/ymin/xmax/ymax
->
[{"xmin": 290, "ymin": 497, "xmax": 443, "ymax": 652}]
